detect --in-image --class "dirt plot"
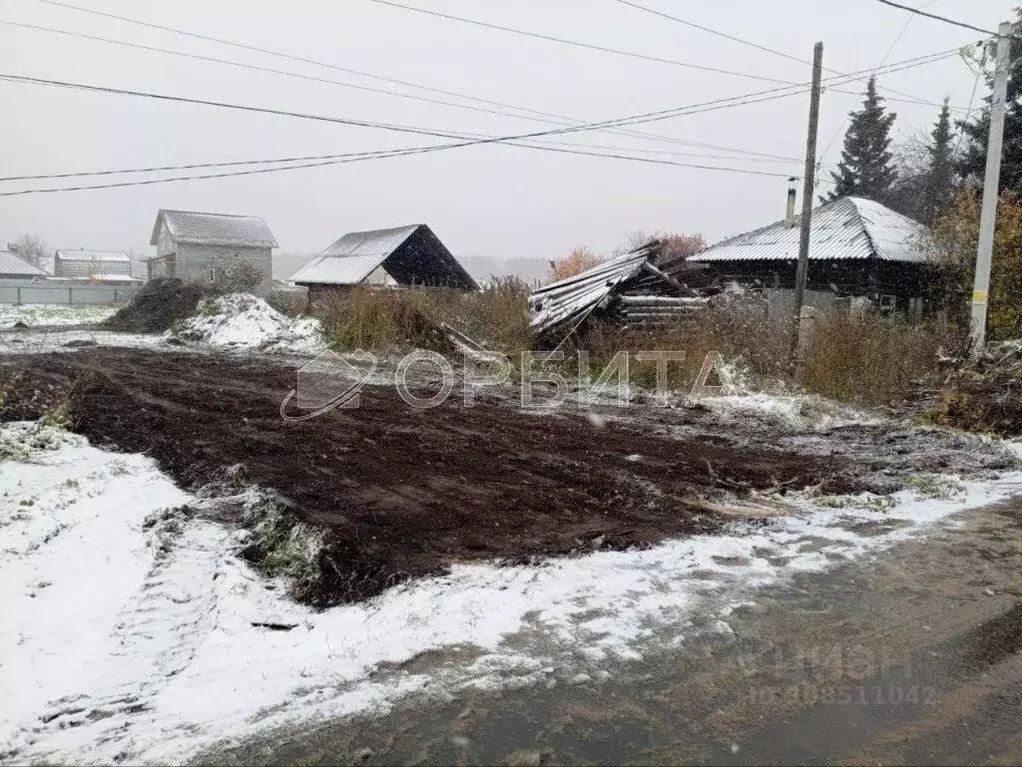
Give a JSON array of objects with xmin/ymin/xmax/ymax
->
[{"xmin": 1, "ymin": 349, "xmax": 842, "ymax": 604}]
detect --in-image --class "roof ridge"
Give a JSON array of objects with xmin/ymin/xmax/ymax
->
[
  {"xmin": 843, "ymin": 197, "xmax": 879, "ymax": 260},
  {"xmin": 160, "ymin": 208, "xmax": 267, "ymax": 220}
]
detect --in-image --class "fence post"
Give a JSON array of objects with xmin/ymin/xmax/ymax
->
[
  {"xmin": 16, "ymin": 286, "xmax": 20, "ymax": 305},
  {"xmin": 69, "ymin": 287, "xmax": 73, "ymax": 305}
]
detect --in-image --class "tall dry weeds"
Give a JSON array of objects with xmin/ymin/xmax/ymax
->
[
  {"xmin": 804, "ymin": 312, "xmax": 960, "ymax": 406},
  {"xmin": 315, "ymin": 279, "xmax": 531, "ymax": 354}
]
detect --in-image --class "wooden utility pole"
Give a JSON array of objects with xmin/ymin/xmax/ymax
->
[
  {"xmin": 790, "ymin": 41, "xmax": 824, "ymax": 382},
  {"xmin": 970, "ymin": 21, "xmax": 1013, "ymax": 352}
]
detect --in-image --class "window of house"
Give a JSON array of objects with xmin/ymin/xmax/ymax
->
[
  {"xmin": 877, "ymin": 294, "xmax": 896, "ymax": 315},
  {"xmin": 208, "ymin": 268, "xmax": 217, "ymax": 283}
]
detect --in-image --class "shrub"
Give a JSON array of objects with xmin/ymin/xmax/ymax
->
[
  {"xmin": 266, "ymin": 289, "xmax": 309, "ymax": 317},
  {"xmin": 550, "ymin": 245, "xmax": 602, "ymax": 282},
  {"xmin": 207, "ymin": 261, "xmax": 265, "ymax": 294}
]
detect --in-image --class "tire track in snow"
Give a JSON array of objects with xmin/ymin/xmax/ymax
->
[{"xmin": 12, "ymin": 519, "xmax": 229, "ymax": 763}]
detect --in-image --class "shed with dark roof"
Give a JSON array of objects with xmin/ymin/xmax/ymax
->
[
  {"xmin": 291, "ymin": 224, "xmax": 478, "ymax": 298},
  {"xmin": 688, "ymin": 197, "xmax": 931, "ymax": 313}
]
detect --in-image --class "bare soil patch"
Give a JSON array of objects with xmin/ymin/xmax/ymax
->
[{"xmin": 1, "ymin": 348, "xmax": 841, "ymax": 605}]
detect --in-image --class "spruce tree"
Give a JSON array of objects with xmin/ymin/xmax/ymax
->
[
  {"xmin": 828, "ymin": 77, "xmax": 898, "ymax": 202},
  {"xmin": 957, "ymin": 12, "xmax": 1022, "ymax": 193},
  {"xmin": 920, "ymin": 98, "xmax": 956, "ymax": 224}
]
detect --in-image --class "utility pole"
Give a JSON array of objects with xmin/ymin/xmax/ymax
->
[
  {"xmin": 970, "ymin": 21, "xmax": 1014, "ymax": 352},
  {"xmin": 790, "ymin": 41, "xmax": 824, "ymax": 381}
]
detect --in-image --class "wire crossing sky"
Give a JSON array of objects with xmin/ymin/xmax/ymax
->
[{"xmin": 0, "ymin": 0, "xmax": 1006, "ymax": 265}]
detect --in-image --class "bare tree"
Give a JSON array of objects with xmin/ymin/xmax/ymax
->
[
  {"xmin": 615, "ymin": 229, "xmax": 706, "ymax": 264},
  {"xmin": 7, "ymin": 234, "xmax": 51, "ymax": 269},
  {"xmin": 207, "ymin": 255, "xmax": 266, "ymax": 294}
]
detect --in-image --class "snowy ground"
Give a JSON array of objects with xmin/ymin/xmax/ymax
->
[
  {"xmin": 0, "ymin": 294, "xmax": 325, "ymax": 358},
  {"xmin": 0, "ymin": 304, "xmax": 118, "ymax": 328},
  {"xmin": 2, "ymin": 420, "xmax": 1021, "ymax": 765}
]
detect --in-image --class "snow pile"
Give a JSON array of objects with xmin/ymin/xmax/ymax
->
[
  {"xmin": 166, "ymin": 294, "xmax": 325, "ymax": 353},
  {"xmin": 4, "ymin": 421, "xmax": 1022, "ymax": 764}
]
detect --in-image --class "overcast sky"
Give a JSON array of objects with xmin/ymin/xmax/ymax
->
[{"xmin": 0, "ymin": 0, "xmax": 1014, "ymax": 272}]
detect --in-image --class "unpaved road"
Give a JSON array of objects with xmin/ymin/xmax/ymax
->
[{"xmin": 203, "ymin": 496, "xmax": 1022, "ymax": 766}]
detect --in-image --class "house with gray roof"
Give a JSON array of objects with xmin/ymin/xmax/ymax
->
[
  {"xmin": 689, "ymin": 196, "xmax": 931, "ymax": 314},
  {"xmin": 290, "ymin": 224, "xmax": 478, "ymax": 303},
  {"xmin": 0, "ymin": 250, "xmax": 48, "ymax": 279},
  {"xmin": 148, "ymin": 209, "xmax": 277, "ymax": 294},
  {"xmin": 54, "ymin": 250, "xmax": 136, "ymax": 282}
]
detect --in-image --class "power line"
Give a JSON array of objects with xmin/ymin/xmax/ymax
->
[
  {"xmin": 818, "ymin": 0, "xmax": 948, "ymax": 174},
  {"xmin": 368, "ymin": 0, "xmax": 794, "ymax": 84},
  {"xmin": 34, "ymin": 0, "xmax": 802, "ymax": 162},
  {"xmin": 610, "ymin": 0, "xmax": 961, "ymax": 110},
  {"xmin": 874, "ymin": 0, "xmax": 1010, "ymax": 38},
  {"xmin": 0, "ymin": 52, "xmax": 963, "ymax": 196},
  {"xmin": 0, "ymin": 140, "xmax": 801, "ymax": 185},
  {"xmin": 0, "ymin": 137, "xmax": 801, "ymax": 183},
  {"xmin": 0, "ymin": 140, "xmax": 800, "ymax": 198},
  {"xmin": 0, "ymin": 20, "xmax": 568, "ymax": 125},
  {"xmin": 7, "ymin": 15, "xmax": 962, "ymax": 120},
  {"xmin": 1, "ymin": 18, "xmax": 805, "ymax": 165},
  {"xmin": 954, "ymin": 64, "xmax": 984, "ymax": 157},
  {"xmin": 0, "ymin": 49, "xmax": 958, "ymax": 144},
  {"xmin": 369, "ymin": 0, "xmax": 967, "ymax": 111},
  {"xmin": 612, "ymin": 0, "xmax": 804, "ymax": 64}
]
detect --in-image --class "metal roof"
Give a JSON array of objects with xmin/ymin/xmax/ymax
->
[
  {"xmin": 529, "ymin": 246, "xmax": 655, "ymax": 336},
  {"xmin": 690, "ymin": 197, "xmax": 929, "ymax": 264},
  {"xmin": 291, "ymin": 225, "xmax": 419, "ymax": 285},
  {"xmin": 54, "ymin": 250, "xmax": 129, "ymax": 262},
  {"xmin": 54, "ymin": 251, "xmax": 133, "ymax": 278},
  {"xmin": 0, "ymin": 250, "xmax": 48, "ymax": 277},
  {"xmin": 150, "ymin": 209, "xmax": 278, "ymax": 248}
]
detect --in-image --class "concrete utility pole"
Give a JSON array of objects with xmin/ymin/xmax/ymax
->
[
  {"xmin": 970, "ymin": 21, "xmax": 1014, "ymax": 352},
  {"xmin": 790, "ymin": 41, "xmax": 824, "ymax": 381}
]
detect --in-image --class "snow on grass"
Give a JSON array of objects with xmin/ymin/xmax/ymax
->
[
  {"xmin": 166, "ymin": 294, "xmax": 325, "ymax": 354},
  {"xmin": 702, "ymin": 391, "xmax": 883, "ymax": 431},
  {"xmin": 0, "ymin": 325, "xmax": 168, "ymax": 355},
  {"xmin": 0, "ymin": 304, "xmax": 118, "ymax": 328},
  {"xmin": 2, "ymin": 421, "xmax": 1021, "ymax": 765}
]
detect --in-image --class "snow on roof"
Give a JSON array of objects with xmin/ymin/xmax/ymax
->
[
  {"xmin": 0, "ymin": 250, "xmax": 48, "ymax": 277},
  {"xmin": 150, "ymin": 209, "xmax": 278, "ymax": 249},
  {"xmin": 690, "ymin": 197, "xmax": 929, "ymax": 264},
  {"xmin": 528, "ymin": 245, "xmax": 656, "ymax": 336},
  {"xmin": 290, "ymin": 225, "xmax": 419, "ymax": 285},
  {"xmin": 54, "ymin": 250, "xmax": 130, "ymax": 262}
]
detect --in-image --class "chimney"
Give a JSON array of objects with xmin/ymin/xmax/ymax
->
[{"xmin": 785, "ymin": 177, "xmax": 798, "ymax": 228}]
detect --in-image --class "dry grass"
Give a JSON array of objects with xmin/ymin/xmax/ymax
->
[
  {"xmin": 315, "ymin": 279, "xmax": 532, "ymax": 354},
  {"xmin": 317, "ymin": 288, "xmax": 453, "ymax": 352},
  {"xmin": 314, "ymin": 284, "xmax": 956, "ymax": 407},
  {"xmin": 567, "ymin": 298, "xmax": 958, "ymax": 406},
  {"xmin": 266, "ymin": 289, "xmax": 309, "ymax": 317},
  {"xmin": 804, "ymin": 312, "xmax": 961, "ymax": 406}
]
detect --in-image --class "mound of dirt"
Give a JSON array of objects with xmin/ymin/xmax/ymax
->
[
  {"xmin": 166, "ymin": 293, "xmax": 324, "ymax": 353},
  {"xmin": 103, "ymin": 278, "xmax": 204, "ymax": 333},
  {"xmin": 931, "ymin": 341, "xmax": 1022, "ymax": 436},
  {"xmin": 1, "ymin": 348, "xmax": 845, "ymax": 607}
]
